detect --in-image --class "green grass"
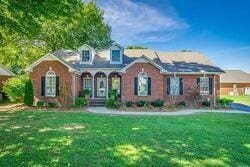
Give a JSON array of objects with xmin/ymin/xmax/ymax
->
[
  {"xmin": 222, "ymin": 95, "xmax": 250, "ymax": 106},
  {"xmin": 0, "ymin": 111, "xmax": 250, "ymax": 166}
]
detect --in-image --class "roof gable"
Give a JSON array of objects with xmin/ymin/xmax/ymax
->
[{"xmin": 0, "ymin": 64, "xmax": 15, "ymax": 76}]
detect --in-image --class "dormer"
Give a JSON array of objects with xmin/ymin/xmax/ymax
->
[
  {"xmin": 78, "ymin": 44, "xmax": 95, "ymax": 64},
  {"xmin": 110, "ymin": 43, "xmax": 124, "ymax": 64}
]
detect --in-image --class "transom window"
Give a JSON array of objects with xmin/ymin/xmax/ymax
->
[
  {"xmin": 82, "ymin": 50, "xmax": 90, "ymax": 62},
  {"xmin": 170, "ymin": 77, "xmax": 180, "ymax": 95},
  {"xmin": 200, "ymin": 77, "xmax": 209, "ymax": 95},
  {"xmin": 112, "ymin": 77, "xmax": 120, "ymax": 94},
  {"xmin": 45, "ymin": 70, "xmax": 56, "ymax": 97},
  {"xmin": 83, "ymin": 77, "xmax": 92, "ymax": 91},
  {"xmin": 111, "ymin": 50, "xmax": 120, "ymax": 62},
  {"xmin": 138, "ymin": 71, "xmax": 148, "ymax": 96}
]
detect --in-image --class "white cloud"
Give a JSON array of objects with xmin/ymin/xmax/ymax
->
[{"xmin": 99, "ymin": 0, "xmax": 187, "ymax": 45}]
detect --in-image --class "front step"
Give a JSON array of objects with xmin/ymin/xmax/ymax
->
[{"xmin": 90, "ymin": 99, "xmax": 106, "ymax": 107}]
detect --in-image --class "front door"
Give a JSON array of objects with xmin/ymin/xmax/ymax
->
[{"xmin": 97, "ymin": 77, "xmax": 106, "ymax": 97}]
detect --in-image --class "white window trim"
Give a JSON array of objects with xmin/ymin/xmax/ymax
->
[
  {"xmin": 45, "ymin": 69, "xmax": 56, "ymax": 97},
  {"xmin": 200, "ymin": 77, "xmax": 209, "ymax": 95},
  {"xmin": 138, "ymin": 71, "xmax": 148, "ymax": 96},
  {"xmin": 81, "ymin": 50, "xmax": 91, "ymax": 64},
  {"xmin": 83, "ymin": 77, "xmax": 92, "ymax": 91},
  {"xmin": 170, "ymin": 77, "xmax": 180, "ymax": 95},
  {"xmin": 110, "ymin": 49, "xmax": 122, "ymax": 64}
]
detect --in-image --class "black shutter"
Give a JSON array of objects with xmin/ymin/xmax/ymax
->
[
  {"xmin": 209, "ymin": 77, "xmax": 213, "ymax": 95},
  {"xmin": 134, "ymin": 77, "xmax": 138, "ymax": 95},
  {"xmin": 148, "ymin": 77, "xmax": 151, "ymax": 95},
  {"xmin": 197, "ymin": 78, "xmax": 200, "ymax": 87},
  {"xmin": 167, "ymin": 78, "xmax": 170, "ymax": 95},
  {"xmin": 179, "ymin": 78, "xmax": 183, "ymax": 95},
  {"xmin": 56, "ymin": 76, "xmax": 59, "ymax": 96},
  {"xmin": 41, "ymin": 77, "xmax": 45, "ymax": 96}
]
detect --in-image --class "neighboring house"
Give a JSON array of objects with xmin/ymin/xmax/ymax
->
[
  {"xmin": 26, "ymin": 43, "xmax": 224, "ymax": 106},
  {"xmin": 220, "ymin": 70, "xmax": 250, "ymax": 96},
  {"xmin": 0, "ymin": 64, "xmax": 15, "ymax": 99}
]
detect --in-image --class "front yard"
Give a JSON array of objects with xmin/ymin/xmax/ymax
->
[
  {"xmin": 222, "ymin": 95, "xmax": 250, "ymax": 106},
  {"xmin": 0, "ymin": 110, "xmax": 249, "ymax": 166}
]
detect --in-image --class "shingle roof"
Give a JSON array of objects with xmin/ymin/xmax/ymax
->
[
  {"xmin": 220, "ymin": 70, "xmax": 250, "ymax": 83},
  {"xmin": 52, "ymin": 49, "xmax": 223, "ymax": 73}
]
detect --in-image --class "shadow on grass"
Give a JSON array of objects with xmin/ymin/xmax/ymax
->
[{"xmin": 0, "ymin": 111, "xmax": 249, "ymax": 166}]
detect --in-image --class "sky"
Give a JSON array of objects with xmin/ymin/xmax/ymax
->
[{"xmin": 99, "ymin": 0, "xmax": 250, "ymax": 72}]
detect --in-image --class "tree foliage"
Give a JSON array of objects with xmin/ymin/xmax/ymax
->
[
  {"xmin": 0, "ymin": 0, "xmax": 112, "ymax": 74},
  {"xmin": 24, "ymin": 79, "xmax": 34, "ymax": 106},
  {"xmin": 126, "ymin": 45, "xmax": 147, "ymax": 49}
]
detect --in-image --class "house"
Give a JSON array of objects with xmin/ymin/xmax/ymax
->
[
  {"xmin": 26, "ymin": 43, "xmax": 224, "ymax": 106},
  {"xmin": 220, "ymin": 70, "xmax": 250, "ymax": 96},
  {"xmin": 0, "ymin": 64, "xmax": 15, "ymax": 99}
]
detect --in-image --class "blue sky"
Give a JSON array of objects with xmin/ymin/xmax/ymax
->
[{"xmin": 99, "ymin": 0, "xmax": 250, "ymax": 72}]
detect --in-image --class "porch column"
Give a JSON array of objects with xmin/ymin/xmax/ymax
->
[
  {"xmin": 89, "ymin": 72, "xmax": 96, "ymax": 99},
  {"xmin": 105, "ymin": 72, "xmax": 111, "ymax": 99}
]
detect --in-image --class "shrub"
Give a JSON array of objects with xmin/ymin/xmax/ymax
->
[
  {"xmin": 125, "ymin": 101, "xmax": 133, "ymax": 107},
  {"xmin": 48, "ymin": 102, "xmax": 57, "ymax": 108},
  {"xmin": 106, "ymin": 99, "xmax": 121, "ymax": 109},
  {"xmin": 24, "ymin": 79, "xmax": 34, "ymax": 106},
  {"xmin": 151, "ymin": 99, "xmax": 164, "ymax": 107},
  {"xmin": 216, "ymin": 98, "xmax": 234, "ymax": 108},
  {"xmin": 202, "ymin": 99, "xmax": 211, "ymax": 107},
  {"xmin": 37, "ymin": 101, "xmax": 44, "ymax": 108},
  {"xmin": 79, "ymin": 89, "xmax": 92, "ymax": 98},
  {"xmin": 2, "ymin": 75, "xmax": 28, "ymax": 102},
  {"xmin": 109, "ymin": 89, "xmax": 118, "ymax": 100},
  {"xmin": 178, "ymin": 101, "xmax": 186, "ymax": 106},
  {"xmin": 137, "ymin": 100, "xmax": 148, "ymax": 107},
  {"xmin": 75, "ymin": 97, "xmax": 88, "ymax": 107}
]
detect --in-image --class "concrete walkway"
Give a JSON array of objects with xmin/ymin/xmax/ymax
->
[
  {"xmin": 231, "ymin": 103, "xmax": 250, "ymax": 112},
  {"xmin": 87, "ymin": 107, "xmax": 250, "ymax": 116}
]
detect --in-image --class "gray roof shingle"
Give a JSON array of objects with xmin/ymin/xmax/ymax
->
[{"xmin": 220, "ymin": 70, "xmax": 250, "ymax": 83}]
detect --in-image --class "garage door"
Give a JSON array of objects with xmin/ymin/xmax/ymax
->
[{"xmin": 245, "ymin": 87, "xmax": 250, "ymax": 95}]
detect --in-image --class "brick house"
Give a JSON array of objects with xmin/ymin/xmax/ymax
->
[
  {"xmin": 0, "ymin": 64, "xmax": 15, "ymax": 99},
  {"xmin": 220, "ymin": 70, "xmax": 250, "ymax": 96},
  {"xmin": 26, "ymin": 43, "xmax": 224, "ymax": 106}
]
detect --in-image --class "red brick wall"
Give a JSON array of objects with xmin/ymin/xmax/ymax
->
[
  {"xmin": 220, "ymin": 83, "xmax": 250, "ymax": 95},
  {"xmin": 121, "ymin": 62, "xmax": 220, "ymax": 106},
  {"xmin": 30, "ymin": 61, "xmax": 75, "ymax": 105},
  {"xmin": 0, "ymin": 75, "xmax": 11, "ymax": 91}
]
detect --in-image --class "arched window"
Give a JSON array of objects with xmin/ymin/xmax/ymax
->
[
  {"xmin": 45, "ymin": 70, "xmax": 56, "ymax": 96},
  {"xmin": 138, "ymin": 71, "xmax": 148, "ymax": 96}
]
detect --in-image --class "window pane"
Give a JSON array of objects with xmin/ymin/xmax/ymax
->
[
  {"xmin": 46, "ymin": 73, "xmax": 56, "ymax": 96},
  {"xmin": 112, "ymin": 77, "xmax": 120, "ymax": 94},
  {"xmin": 83, "ymin": 77, "xmax": 92, "ymax": 91},
  {"xmin": 200, "ymin": 77, "xmax": 209, "ymax": 95},
  {"xmin": 138, "ymin": 72, "xmax": 148, "ymax": 96},
  {"xmin": 170, "ymin": 77, "xmax": 180, "ymax": 95},
  {"xmin": 112, "ymin": 50, "xmax": 120, "ymax": 62},
  {"xmin": 82, "ymin": 50, "xmax": 90, "ymax": 62}
]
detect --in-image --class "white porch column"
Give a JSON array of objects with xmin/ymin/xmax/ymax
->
[
  {"xmin": 89, "ymin": 72, "xmax": 96, "ymax": 99},
  {"xmin": 105, "ymin": 71, "xmax": 111, "ymax": 99}
]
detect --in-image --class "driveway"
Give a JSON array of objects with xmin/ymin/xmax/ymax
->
[
  {"xmin": 231, "ymin": 103, "xmax": 250, "ymax": 112},
  {"xmin": 87, "ymin": 107, "xmax": 250, "ymax": 116}
]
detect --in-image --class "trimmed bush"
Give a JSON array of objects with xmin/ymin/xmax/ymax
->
[
  {"xmin": 178, "ymin": 101, "xmax": 186, "ymax": 107},
  {"xmin": 109, "ymin": 89, "xmax": 118, "ymax": 100},
  {"xmin": 2, "ymin": 75, "xmax": 28, "ymax": 102},
  {"xmin": 216, "ymin": 98, "xmax": 234, "ymax": 108},
  {"xmin": 106, "ymin": 99, "xmax": 121, "ymax": 109},
  {"xmin": 48, "ymin": 102, "xmax": 57, "ymax": 108},
  {"xmin": 37, "ymin": 101, "xmax": 44, "ymax": 108},
  {"xmin": 202, "ymin": 100, "xmax": 211, "ymax": 107},
  {"xmin": 125, "ymin": 101, "xmax": 133, "ymax": 107},
  {"xmin": 75, "ymin": 97, "xmax": 88, "ymax": 107},
  {"xmin": 137, "ymin": 100, "xmax": 148, "ymax": 107},
  {"xmin": 151, "ymin": 99, "xmax": 164, "ymax": 107},
  {"xmin": 24, "ymin": 79, "xmax": 34, "ymax": 106}
]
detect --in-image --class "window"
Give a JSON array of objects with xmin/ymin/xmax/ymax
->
[
  {"xmin": 112, "ymin": 77, "xmax": 120, "ymax": 94},
  {"xmin": 45, "ymin": 70, "xmax": 56, "ymax": 96},
  {"xmin": 111, "ymin": 50, "xmax": 120, "ymax": 62},
  {"xmin": 200, "ymin": 77, "xmax": 209, "ymax": 95},
  {"xmin": 138, "ymin": 71, "xmax": 148, "ymax": 96},
  {"xmin": 82, "ymin": 50, "xmax": 90, "ymax": 62},
  {"xmin": 170, "ymin": 77, "xmax": 180, "ymax": 95},
  {"xmin": 83, "ymin": 77, "xmax": 92, "ymax": 91}
]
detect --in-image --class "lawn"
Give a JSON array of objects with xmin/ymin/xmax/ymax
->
[
  {"xmin": 222, "ymin": 95, "xmax": 250, "ymax": 106},
  {"xmin": 0, "ymin": 111, "xmax": 249, "ymax": 166}
]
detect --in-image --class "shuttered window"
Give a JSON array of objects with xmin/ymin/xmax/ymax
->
[
  {"xmin": 45, "ymin": 70, "xmax": 56, "ymax": 97},
  {"xmin": 200, "ymin": 77, "xmax": 209, "ymax": 95}
]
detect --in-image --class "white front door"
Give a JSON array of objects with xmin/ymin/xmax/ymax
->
[
  {"xmin": 97, "ymin": 77, "xmax": 106, "ymax": 97},
  {"xmin": 245, "ymin": 87, "xmax": 250, "ymax": 95}
]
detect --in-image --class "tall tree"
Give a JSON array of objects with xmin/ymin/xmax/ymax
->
[{"xmin": 0, "ymin": 0, "xmax": 112, "ymax": 74}]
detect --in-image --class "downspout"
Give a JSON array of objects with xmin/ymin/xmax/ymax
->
[
  {"xmin": 73, "ymin": 73, "xmax": 76, "ymax": 105},
  {"xmin": 213, "ymin": 75, "xmax": 216, "ymax": 107}
]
